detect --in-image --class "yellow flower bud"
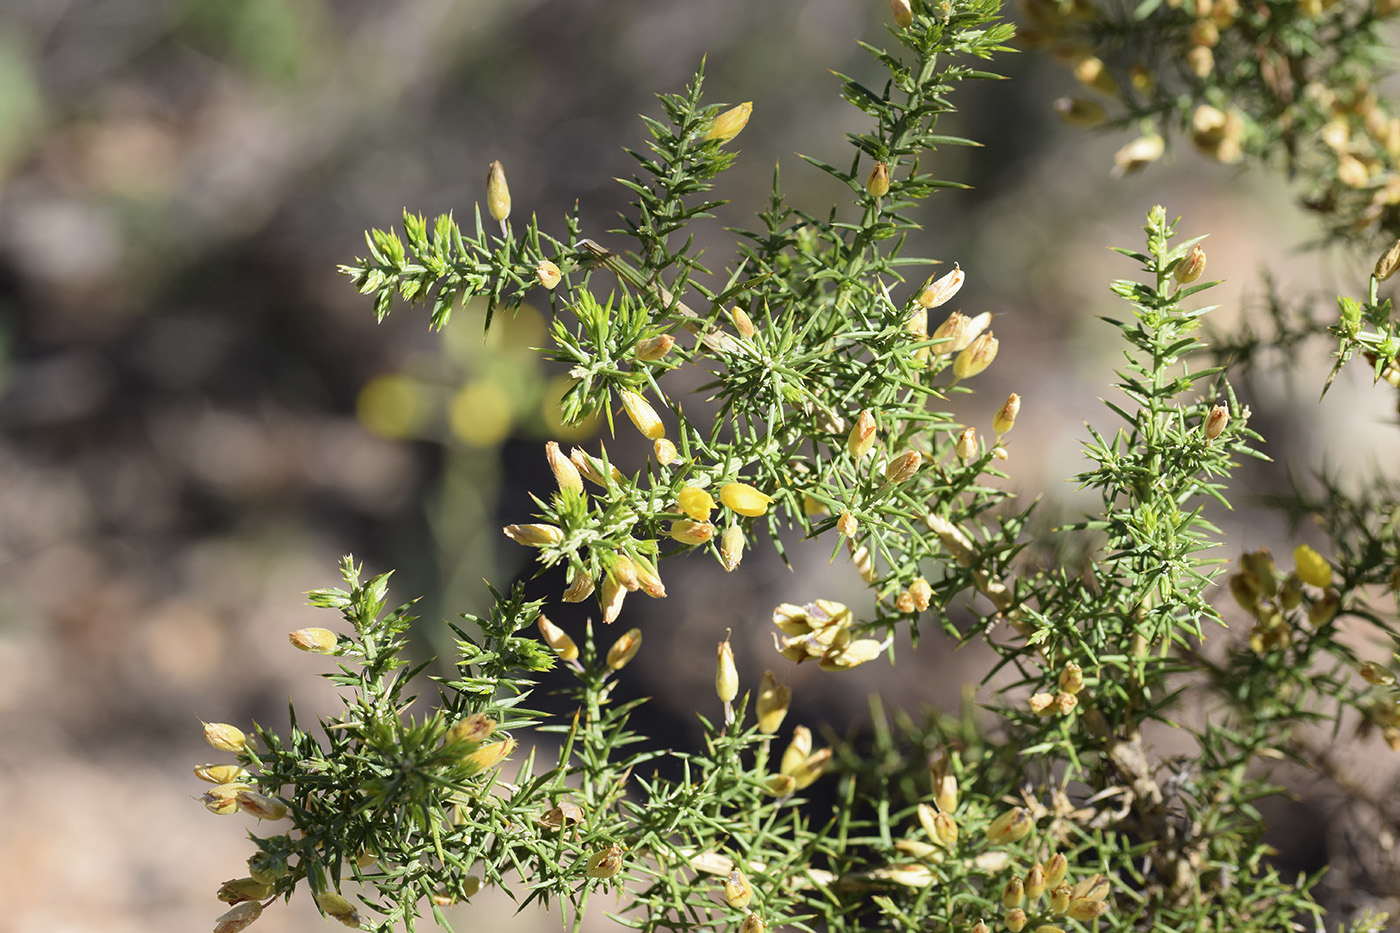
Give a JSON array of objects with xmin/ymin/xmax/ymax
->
[
  {"xmin": 1047, "ymin": 884, "xmax": 1072, "ymax": 915},
  {"xmin": 535, "ymin": 259, "xmax": 562, "ymax": 289},
  {"xmin": 1202, "ymin": 404, "xmax": 1228, "ymax": 441},
  {"xmin": 790, "ymin": 747, "xmax": 832, "ymax": 789},
  {"xmin": 563, "ymin": 569, "xmax": 595, "ymax": 603},
  {"xmin": 194, "ymin": 763, "xmax": 248, "ymax": 784},
  {"xmin": 619, "ymin": 389, "xmax": 666, "ymax": 440},
  {"xmin": 866, "ymin": 161, "xmax": 891, "ymax": 198},
  {"xmin": 953, "ymin": 332, "xmax": 999, "ymax": 380},
  {"xmin": 600, "ymin": 574, "xmax": 626, "ymax": 624},
  {"xmin": 1053, "ymin": 96, "xmax": 1106, "ymax": 127},
  {"xmin": 1002, "ymin": 876, "xmax": 1025, "ymax": 909},
  {"xmin": 918, "ymin": 265, "xmax": 965, "ymax": 309},
  {"xmin": 1024, "ymin": 862, "xmax": 1047, "ymax": 900},
  {"xmin": 1175, "ymin": 244, "xmax": 1207, "ymax": 284},
  {"xmin": 585, "ymin": 844, "xmax": 625, "ymax": 879},
  {"xmin": 445, "ymin": 712, "xmax": 496, "ymax": 746},
  {"xmin": 729, "ymin": 306, "xmax": 757, "ymax": 340},
  {"xmin": 889, "ymin": 0, "xmax": 915, "ymax": 26},
  {"xmin": 837, "ymin": 510, "xmax": 859, "ymax": 537},
  {"xmin": 762, "ymin": 773, "xmax": 797, "ymax": 796},
  {"xmin": 1376, "ymin": 239, "xmax": 1400, "ymax": 281},
  {"xmin": 956, "ymin": 427, "xmax": 978, "ymax": 463},
  {"xmin": 503, "ymin": 523, "xmax": 565, "ymax": 547},
  {"xmin": 780, "ymin": 726, "xmax": 813, "ymax": 776},
  {"xmin": 217, "ymin": 877, "xmax": 274, "ymax": 904},
  {"xmin": 1293, "ymin": 543, "xmax": 1332, "ymax": 588},
  {"xmin": 1005, "ymin": 908, "xmax": 1028, "ymax": 933},
  {"xmin": 461, "ymin": 737, "xmax": 515, "ymax": 773},
  {"xmin": 213, "ymin": 901, "xmax": 263, "ymax": 933},
  {"xmin": 756, "ymin": 670, "xmax": 791, "ymax": 733},
  {"xmin": 721, "ymin": 482, "xmax": 773, "ymax": 517},
  {"xmin": 607, "ymin": 628, "xmax": 643, "ymax": 670},
  {"xmin": 716, "ymin": 636, "xmax": 739, "ymax": 704},
  {"xmin": 704, "ymin": 102, "xmax": 753, "ymax": 143},
  {"xmin": 234, "ymin": 790, "xmax": 288, "ymax": 821},
  {"xmin": 724, "ymin": 868, "xmax": 753, "ymax": 908},
  {"xmin": 1058, "ymin": 661, "xmax": 1083, "ymax": 695},
  {"xmin": 203, "ymin": 722, "xmax": 248, "ymax": 753},
  {"xmin": 669, "ymin": 519, "xmax": 715, "ymax": 546},
  {"xmin": 486, "ymin": 160, "xmax": 511, "ymax": 226},
  {"xmin": 288, "ymin": 627, "xmax": 338, "ymax": 653},
  {"xmin": 848, "ymin": 409, "xmax": 878, "ymax": 460},
  {"xmin": 635, "ymin": 333, "xmax": 676, "ymax": 361},
  {"xmin": 885, "ymin": 450, "xmax": 923, "ymax": 485},
  {"xmin": 993, "ymin": 393, "xmax": 1020, "ymax": 436},
  {"xmin": 654, "ymin": 437, "xmax": 680, "ymax": 466},
  {"xmin": 546, "ymin": 441, "xmax": 584, "ymax": 496},
  {"xmin": 678, "ymin": 486, "xmax": 716, "ymax": 520},
  {"xmin": 316, "ymin": 892, "xmax": 361, "ymax": 927},
  {"xmin": 538, "ymin": 614, "xmax": 578, "ymax": 662},
  {"xmin": 740, "ymin": 913, "xmax": 768, "ymax": 933},
  {"xmin": 1044, "ymin": 852, "xmax": 1069, "ymax": 887},
  {"xmin": 986, "ymin": 807, "xmax": 1034, "ymax": 845}
]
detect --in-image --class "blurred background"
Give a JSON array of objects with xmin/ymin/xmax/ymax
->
[{"xmin": 0, "ymin": 1, "xmax": 1392, "ymax": 931}]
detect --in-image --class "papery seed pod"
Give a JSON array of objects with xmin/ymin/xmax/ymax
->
[
  {"xmin": 1044, "ymin": 852, "xmax": 1069, "ymax": 887},
  {"xmin": 986, "ymin": 807, "xmax": 1033, "ymax": 845},
  {"xmin": 848, "ymin": 409, "xmax": 878, "ymax": 460},
  {"xmin": 444, "ymin": 712, "xmax": 496, "ymax": 745},
  {"xmin": 720, "ymin": 524, "xmax": 746, "ymax": 572},
  {"xmin": 536, "ymin": 260, "xmax": 562, "ymax": 289},
  {"xmin": 1005, "ymin": 908, "xmax": 1028, "ymax": 933},
  {"xmin": 1293, "ymin": 543, "xmax": 1332, "ymax": 588},
  {"xmin": 837, "ymin": 510, "xmax": 859, "ymax": 537},
  {"xmin": 316, "ymin": 892, "xmax": 361, "ymax": 927},
  {"xmin": 538, "ymin": 614, "xmax": 579, "ymax": 662},
  {"xmin": 866, "ymin": 161, "xmax": 891, "ymax": 198},
  {"xmin": 213, "ymin": 901, "xmax": 263, "ymax": 933},
  {"xmin": 953, "ymin": 332, "xmax": 999, "ymax": 380},
  {"xmin": 607, "ymin": 628, "xmax": 643, "ymax": 670},
  {"xmin": 724, "ymin": 868, "xmax": 753, "ymax": 908},
  {"xmin": 195, "ymin": 763, "xmax": 248, "ymax": 784},
  {"xmin": 889, "ymin": 0, "xmax": 915, "ymax": 26},
  {"xmin": 1361, "ymin": 660, "xmax": 1396, "ymax": 685},
  {"xmin": 203, "ymin": 722, "xmax": 248, "ymax": 753},
  {"xmin": 730, "ymin": 306, "xmax": 757, "ymax": 340},
  {"xmin": 546, "ymin": 441, "xmax": 584, "ymax": 496},
  {"xmin": 1047, "ymin": 884, "xmax": 1072, "ymax": 915},
  {"xmin": 780, "ymin": 725, "xmax": 813, "ymax": 776},
  {"xmin": 1113, "ymin": 135, "xmax": 1165, "ymax": 175},
  {"xmin": 619, "ymin": 389, "xmax": 666, "ymax": 440},
  {"xmin": 956, "ymin": 427, "xmax": 978, "ymax": 462},
  {"xmin": 563, "ymin": 569, "xmax": 595, "ymax": 603},
  {"xmin": 993, "ymin": 393, "xmax": 1021, "ymax": 436},
  {"xmin": 289, "ymin": 627, "xmax": 338, "ymax": 653},
  {"xmin": 885, "ymin": 450, "xmax": 923, "ymax": 485},
  {"xmin": 909, "ymin": 577, "xmax": 932, "ymax": 612},
  {"xmin": 930, "ymin": 311, "xmax": 970, "ymax": 356},
  {"xmin": 486, "ymin": 160, "xmax": 511, "ymax": 226},
  {"xmin": 919, "ymin": 265, "xmax": 966, "ymax": 310},
  {"xmin": 721, "ymin": 482, "xmax": 773, "ymax": 517},
  {"xmin": 504, "ymin": 523, "xmax": 565, "ymax": 547},
  {"xmin": 716, "ymin": 636, "xmax": 739, "ymax": 704},
  {"xmin": 217, "ymin": 876, "xmax": 274, "ymax": 905},
  {"xmin": 704, "ymin": 102, "xmax": 753, "ymax": 143},
  {"xmin": 586, "ymin": 844, "xmax": 625, "ymax": 879},
  {"xmin": 1053, "ymin": 96, "xmax": 1106, "ymax": 127},
  {"xmin": 1024, "ymin": 862, "xmax": 1047, "ymax": 900},
  {"xmin": 669, "ymin": 519, "xmax": 715, "ymax": 546},
  {"xmin": 1376, "ymin": 239, "xmax": 1400, "ymax": 280},
  {"xmin": 1058, "ymin": 661, "xmax": 1083, "ymax": 695},
  {"xmin": 756, "ymin": 670, "xmax": 791, "ymax": 733},
  {"xmin": 653, "ymin": 437, "xmax": 680, "ymax": 466},
  {"xmin": 790, "ymin": 747, "xmax": 832, "ymax": 789},
  {"xmin": 678, "ymin": 486, "xmax": 716, "ymax": 520},
  {"xmin": 1068, "ymin": 898, "xmax": 1108, "ymax": 921},
  {"xmin": 1002, "ymin": 877, "xmax": 1026, "ymax": 909},
  {"xmin": 1175, "ymin": 245, "xmax": 1207, "ymax": 284},
  {"xmin": 462, "ymin": 737, "xmax": 515, "ymax": 773},
  {"xmin": 635, "ymin": 333, "xmax": 676, "ymax": 361},
  {"xmin": 1203, "ymin": 404, "xmax": 1228, "ymax": 441},
  {"xmin": 740, "ymin": 913, "xmax": 768, "ymax": 933},
  {"xmin": 600, "ymin": 574, "xmax": 627, "ymax": 624}
]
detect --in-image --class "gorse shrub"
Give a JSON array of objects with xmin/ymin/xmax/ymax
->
[{"xmin": 197, "ymin": 1, "xmax": 1400, "ymax": 932}]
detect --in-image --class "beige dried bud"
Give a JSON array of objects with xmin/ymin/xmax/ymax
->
[
  {"xmin": 535, "ymin": 260, "xmax": 562, "ymax": 289},
  {"xmin": 848, "ymin": 409, "xmax": 878, "ymax": 460},
  {"xmin": 1002, "ymin": 876, "xmax": 1026, "ymax": 909},
  {"xmin": 563, "ymin": 569, "xmax": 595, "ymax": 603},
  {"xmin": 1113, "ymin": 135, "xmax": 1165, "ymax": 175},
  {"xmin": 538, "ymin": 614, "xmax": 579, "ymax": 662},
  {"xmin": 202, "ymin": 782, "xmax": 252, "ymax": 815},
  {"xmin": 716, "ymin": 636, "xmax": 739, "ymax": 704},
  {"xmin": 918, "ymin": 265, "xmax": 965, "ymax": 310},
  {"xmin": 194, "ymin": 763, "xmax": 248, "ymax": 785},
  {"xmin": 1029, "ymin": 692, "xmax": 1056, "ymax": 716},
  {"xmin": 213, "ymin": 901, "xmax": 263, "ymax": 933},
  {"xmin": 1053, "ymin": 96, "xmax": 1106, "ymax": 127},
  {"xmin": 444, "ymin": 712, "xmax": 496, "ymax": 746},
  {"xmin": 235, "ymin": 790, "xmax": 289, "ymax": 821},
  {"xmin": 461, "ymin": 737, "xmax": 515, "ymax": 773},
  {"xmin": 930, "ymin": 311, "xmax": 970, "ymax": 356},
  {"xmin": 1068, "ymin": 898, "xmax": 1109, "ymax": 921},
  {"xmin": 203, "ymin": 722, "xmax": 248, "ymax": 753},
  {"xmin": 762, "ymin": 773, "xmax": 797, "ymax": 796},
  {"xmin": 909, "ymin": 577, "xmax": 932, "ymax": 612},
  {"xmin": 729, "ymin": 306, "xmax": 757, "ymax": 340},
  {"xmin": 1058, "ymin": 661, "xmax": 1084, "ymax": 695},
  {"xmin": 607, "ymin": 628, "xmax": 643, "ymax": 670},
  {"xmin": 546, "ymin": 441, "xmax": 584, "ymax": 496},
  {"xmin": 866, "ymin": 161, "xmax": 891, "ymax": 198},
  {"xmin": 780, "ymin": 725, "xmax": 813, "ymax": 776},
  {"xmin": 315, "ymin": 892, "xmax": 362, "ymax": 927},
  {"xmin": 956, "ymin": 426, "xmax": 978, "ymax": 463},
  {"xmin": 756, "ymin": 670, "xmax": 791, "ymax": 733},
  {"xmin": 1044, "ymin": 851, "xmax": 1069, "ymax": 887},
  {"xmin": 1309, "ymin": 588, "xmax": 1340, "ymax": 626},
  {"xmin": 635, "ymin": 333, "xmax": 676, "ymax": 361},
  {"xmin": 720, "ymin": 524, "xmax": 745, "ymax": 572},
  {"xmin": 1024, "ymin": 862, "xmax": 1047, "ymax": 899},
  {"xmin": 885, "ymin": 450, "xmax": 923, "ymax": 485},
  {"xmin": 653, "ymin": 437, "xmax": 680, "ymax": 465},
  {"xmin": 486, "ymin": 161, "xmax": 511, "ymax": 226},
  {"xmin": 1072, "ymin": 55, "xmax": 1118, "ymax": 95},
  {"xmin": 503, "ymin": 523, "xmax": 565, "ymax": 547},
  {"xmin": 1054, "ymin": 691, "xmax": 1078, "ymax": 715},
  {"xmin": 1376, "ymin": 239, "xmax": 1400, "ymax": 281},
  {"xmin": 1047, "ymin": 884, "xmax": 1072, "ymax": 915},
  {"xmin": 217, "ymin": 877, "xmax": 275, "ymax": 904},
  {"xmin": 704, "ymin": 102, "xmax": 753, "ymax": 143},
  {"xmin": 837, "ymin": 510, "xmax": 859, "ymax": 537},
  {"xmin": 1361, "ymin": 660, "xmax": 1396, "ymax": 685},
  {"xmin": 724, "ymin": 868, "xmax": 753, "ymax": 908},
  {"xmin": 288, "ymin": 627, "xmax": 338, "ymax": 653},
  {"xmin": 1175, "ymin": 244, "xmax": 1207, "ymax": 284},
  {"xmin": 612, "ymin": 556, "xmax": 641, "ymax": 592},
  {"xmin": 1203, "ymin": 404, "xmax": 1228, "ymax": 441},
  {"xmin": 993, "ymin": 393, "xmax": 1021, "ymax": 436},
  {"xmin": 739, "ymin": 913, "xmax": 768, "ymax": 933},
  {"xmin": 1005, "ymin": 908, "xmax": 1028, "ymax": 933},
  {"xmin": 889, "ymin": 0, "xmax": 915, "ymax": 26},
  {"xmin": 619, "ymin": 389, "xmax": 666, "ymax": 440},
  {"xmin": 600, "ymin": 574, "xmax": 626, "ymax": 624},
  {"xmin": 631, "ymin": 554, "xmax": 667, "ymax": 599},
  {"xmin": 928, "ymin": 750, "xmax": 958, "ymax": 812},
  {"xmin": 585, "ymin": 844, "xmax": 625, "ymax": 879},
  {"xmin": 790, "ymin": 747, "xmax": 832, "ymax": 789},
  {"xmin": 571, "ymin": 446, "xmax": 621, "ymax": 486},
  {"xmin": 953, "ymin": 332, "xmax": 999, "ymax": 380},
  {"xmin": 986, "ymin": 807, "xmax": 1034, "ymax": 845},
  {"xmin": 669, "ymin": 519, "xmax": 715, "ymax": 546}
]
